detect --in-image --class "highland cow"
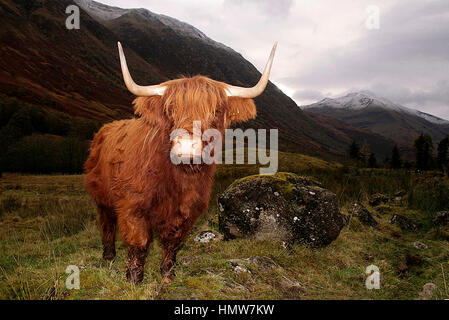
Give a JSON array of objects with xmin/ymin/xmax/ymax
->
[{"xmin": 84, "ymin": 42, "xmax": 277, "ymax": 283}]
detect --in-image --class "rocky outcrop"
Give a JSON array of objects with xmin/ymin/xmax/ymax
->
[
  {"xmin": 350, "ymin": 202, "xmax": 378, "ymax": 227},
  {"xmin": 218, "ymin": 172, "xmax": 345, "ymax": 247},
  {"xmin": 390, "ymin": 214, "xmax": 419, "ymax": 231}
]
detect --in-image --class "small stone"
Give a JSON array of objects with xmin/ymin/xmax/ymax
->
[
  {"xmin": 309, "ymin": 191, "xmax": 315, "ymax": 195},
  {"xmin": 194, "ymin": 230, "xmax": 218, "ymax": 243},
  {"xmin": 278, "ymin": 276, "xmax": 305, "ymax": 296},
  {"xmin": 413, "ymin": 241, "xmax": 428, "ymax": 250},
  {"xmin": 233, "ymin": 265, "xmax": 250, "ymax": 273},
  {"xmin": 390, "ymin": 214, "xmax": 419, "ymax": 231},
  {"xmin": 351, "ymin": 203, "xmax": 378, "ymax": 227},
  {"xmin": 417, "ymin": 283, "xmax": 438, "ymax": 300},
  {"xmin": 228, "ymin": 259, "xmax": 251, "ymax": 274},
  {"xmin": 274, "ymin": 192, "xmax": 280, "ymax": 196}
]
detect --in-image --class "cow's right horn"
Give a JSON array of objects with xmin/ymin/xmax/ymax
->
[
  {"xmin": 118, "ymin": 42, "xmax": 166, "ymax": 96},
  {"xmin": 225, "ymin": 42, "xmax": 277, "ymax": 99}
]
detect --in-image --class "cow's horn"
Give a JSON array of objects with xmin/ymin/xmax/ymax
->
[
  {"xmin": 225, "ymin": 42, "xmax": 277, "ymax": 98},
  {"xmin": 118, "ymin": 42, "xmax": 166, "ymax": 96}
]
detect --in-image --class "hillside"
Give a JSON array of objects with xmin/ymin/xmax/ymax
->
[
  {"xmin": 305, "ymin": 112, "xmax": 401, "ymax": 160},
  {"xmin": 304, "ymin": 92, "xmax": 449, "ymax": 147},
  {"xmin": 0, "ymin": 0, "xmax": 405, "ymax": 164}
]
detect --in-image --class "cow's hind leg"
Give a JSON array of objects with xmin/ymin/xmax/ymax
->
[{"xmin": 98, "ymin": 206, "xmax": 117, "ymax": 261}]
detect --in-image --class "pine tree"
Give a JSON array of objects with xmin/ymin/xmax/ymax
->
[
  {"xmin": 368, "ymin": 153, "xmax": 377, "ymax": 168},
  {"xmin": 359, "ymin": 141, "xmax": 371, "ymax": 166},
  {"xmin": 391, "ymin": 145, "xmax": 402, "ymax": 169},
  {"xmin": 437, "ymin": 136, "xmax": 449, "ymax": 175},
  {"xmin": 348, "ymin": 140, "xmax": 360, "ymax": 160},
  {"xmin": 414, "ymin": 133, "xmax": 434, "ymax": 171}
]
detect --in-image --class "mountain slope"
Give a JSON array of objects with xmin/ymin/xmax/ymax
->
[
  {"xmin": 0, "ymin": 0, "xmax": 167, "ymax": 120},
  {"xmin": 304, "ymin": 92, "xmax": 449, "ymax": 146},
  {"xmin": 0, "ymin": 0, "xmax": 400, "ymax": 160}
]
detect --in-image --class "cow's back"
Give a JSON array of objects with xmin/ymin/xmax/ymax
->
[{"xmin": 84, "ymin": 119, "xmax": 150, "ymax": 207}]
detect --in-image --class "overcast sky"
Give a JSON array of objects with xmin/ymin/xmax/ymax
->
[{"xmin": 100, "ymin": 0, "xmax": 449, "ymax": 120}]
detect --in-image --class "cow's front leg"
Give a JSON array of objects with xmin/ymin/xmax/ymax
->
[
  {"xmin": 159, "ymin": 218, "xmax": 195, "ymax": 283},
  {"xmin": 117, "ymin": 204, "xmax": 152, "ymax": 284},
  {"xmin": 160, "ymin": 243, "xmax": 179, "ymax": 283},
  {"xmin": 126, "ymin": 245, "xmax": 148, "ymax": 284}
]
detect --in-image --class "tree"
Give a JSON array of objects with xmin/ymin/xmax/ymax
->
[
  {"xmin": 348, "ymin": 140, "xmax": 360, "ymax": 160},
  {"xmin": 391, "ymin": 145, "xmax": 402, "ymax": 169},
  {"xmin": 368, "ymin": 153, "xmax": 377, "ymax": 168},
  {"xmin": 437, "ymin": 136, "xmax": 449, "ymax": 175},
  {"xmin": 414, "ymin": 133, "xmax": 434, "ymax": 171},
  {"xmin": 359, "ymin": 140, "xmax": 371, "ymax": 165}
]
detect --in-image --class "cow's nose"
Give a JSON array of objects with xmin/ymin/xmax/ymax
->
[{"xmin": 171, "ymin": 136, "xmax": 203, "ymax": 160}]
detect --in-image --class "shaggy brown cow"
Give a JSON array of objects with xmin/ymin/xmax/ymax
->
[{"xmin": 84, "ymin": 42, "xmax": 277, "ymax": 283}]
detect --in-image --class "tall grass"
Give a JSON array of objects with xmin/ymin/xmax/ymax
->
[
  {"xmin": 39, "ymin": 198, "xmax": 96, "ymax": 240},
  {"xmin": 407, "ymin": 175, "xmax": 449, "ymax": 214},
  {"xmin": 0, "ymin": 195, "xmax": 22, "ymax": 217}
]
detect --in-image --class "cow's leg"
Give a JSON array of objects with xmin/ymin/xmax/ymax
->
[
  {"xmin": 98, "ymin": 206, "xmax": 117, "ymax": 261},
  {"xmin": 117, "ymin": 208, "xmax": 152, "ymax": 284},
  {"xmin": 159, "ymin": 219, "xmax": 194, "ymax": 283},
  {"xmin": 126, "ymin": 243, "xmax": 150, "ymax": 284}
]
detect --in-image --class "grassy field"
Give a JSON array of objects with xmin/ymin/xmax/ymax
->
[{"xmin": 0, "ymin": 152, "xmax": 448, "ymax": 300}]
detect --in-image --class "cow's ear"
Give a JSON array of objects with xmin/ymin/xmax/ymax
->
[
  {"xmin": 133, "ymin": 97, "xmax": 166, "ymax": 125},
  {"xmin": 227, "ymin": 97, "xmax": 257, "ymax": 124}
]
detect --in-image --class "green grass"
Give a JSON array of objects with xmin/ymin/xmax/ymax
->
[{"xmin": 0, "ymin": 154, "xmax": 448, "ymax": 300}]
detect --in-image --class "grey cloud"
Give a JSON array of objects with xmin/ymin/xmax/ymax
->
[
  {"xmin": 103, "ymin": 0, "xmax": 449, "ymax": 119},
  {"xmin": 223, "ymin": 0, "xmax": 294, "ymax": 18},
  {"xmin": 284, "ymin": 0, "xmax": 449, "ymax": 119},
  {"xmin": 293, "ymin": 89, "xmax": 325, "ymax": 102}
]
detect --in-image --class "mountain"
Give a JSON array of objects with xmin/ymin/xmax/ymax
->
[
  {"xmin": 0, "ymin": 0, "xmax": 400, "ymax": 162},
  {"xmin": 303, "ymin": 91, "xmax": 449, "ymax": 147}
]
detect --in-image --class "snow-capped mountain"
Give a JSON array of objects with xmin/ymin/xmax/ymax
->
[
  {"xmin": 74, "ymin": 0, "xmax": 232, "ymax": 51},
  {"xmin": 306, "ymin": 91, "xmax": 449, "ymax": 125},
  {"xmin": 303, "ymin": 92, "xmax": 449, "ymax": 146}
]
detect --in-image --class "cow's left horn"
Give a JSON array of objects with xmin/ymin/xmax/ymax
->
[
  {"xmin": 118, "ymin": 42, "xmax": 166, "ymax": 96},
  {"xmin": 225, "ymin": 42, "xmax": 277, "ymax": 98}
]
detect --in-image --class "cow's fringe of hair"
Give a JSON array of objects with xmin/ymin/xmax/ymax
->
[{"xmin": 133, "ymin": 75, "xmax": 257, "ymax": 130}]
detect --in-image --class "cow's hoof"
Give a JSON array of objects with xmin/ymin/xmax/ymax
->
[
  {"xmin": 103, "ymin": 247, "xmax": 116, "ymax": 261},
  {"xmin": 126, "ymin": 269, "xmax": 144, "ymax": 284},
  {"xmin": 162, "ymin": 277, "xmax": 172, "ymax": 284},
  {"xmin": 103, "ymin": 251, "xmax": 116, "ymax": 261}
]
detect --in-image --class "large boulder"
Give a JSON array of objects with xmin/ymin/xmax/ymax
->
[{"xmin": 218, "ymin": 172, "xmax": 345, "ymax": 247}]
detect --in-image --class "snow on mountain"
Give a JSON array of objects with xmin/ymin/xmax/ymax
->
[
  {"xmin": 74, "ymin": 0, "xmax": 128, "ymax": 20},
  {"xmin": 304, "ymin": 91, "xmax": 449, "ymax": 125},
  {"xmin": 75, "ymin": 0, "xmax": 231, "ymax": 51}
]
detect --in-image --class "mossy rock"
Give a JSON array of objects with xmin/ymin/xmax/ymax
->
[{"xmin": 218, "ymin": 172, "xmax": 345, "ymax": 247}]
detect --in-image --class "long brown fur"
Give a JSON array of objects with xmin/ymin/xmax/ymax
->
[{"xmin": 84, "ymin": 76, "xmax": 256, "ymax": 283}]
